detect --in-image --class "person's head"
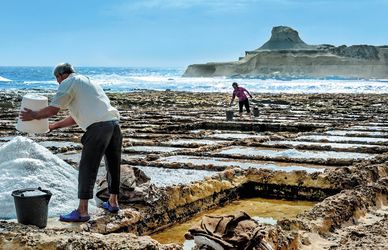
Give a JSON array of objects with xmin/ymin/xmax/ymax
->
[
  {"xmin": 53, "ymin": 63, "xmax": 75, "ymax": 83},
  {"xmin": 232, "ymin": 82, "xmax": 238, "ymax": 89}
]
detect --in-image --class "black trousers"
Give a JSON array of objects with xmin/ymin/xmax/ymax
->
[
  {"xmin": 238, "ymin": 99, "xmax": 251, "ymax": 113},
  {"xmin": 78, "ymin": 120, "xmax": 122, "ymax": 199}
]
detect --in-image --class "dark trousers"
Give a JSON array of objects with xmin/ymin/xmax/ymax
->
[
  {"xmin": 78, "ymin": 120, "xmax": 122, "ymax": 199},
  {"xmin": 238, "ymin": 99, "xmax": 251, "ymax": 113}
]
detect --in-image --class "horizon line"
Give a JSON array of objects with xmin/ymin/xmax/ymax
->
[{"xmin": 0, "ymin": 65, "xmax": 187, "ymax": 68}]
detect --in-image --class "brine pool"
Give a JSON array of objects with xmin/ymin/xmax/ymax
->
[{"xmin": 151, "ymin": 197, "xmax": 316, "ymax": 247}]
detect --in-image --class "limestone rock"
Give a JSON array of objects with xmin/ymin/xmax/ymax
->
[
  {"xmin": 183, "ymin": 26, "xmax": 388, "ymax": 79},
  {"xmin": 0, "ymin": 221, "xmax": 181, "ymax": 250},
  {"xmin": 257, "ymin": 26, "xmax": 313, "ymax": 50}
]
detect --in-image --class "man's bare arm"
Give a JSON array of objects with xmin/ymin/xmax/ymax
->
[
  {"xmin": 49, "ymin": 116, "xmax": 76, "ymax": 131},
  {"xmin": 20, "ymin": 106, "xmax": 60, "ymax": 121}
]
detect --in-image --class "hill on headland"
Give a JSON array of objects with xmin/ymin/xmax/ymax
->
[
  {"xmin": 257, "ymin": 26, "xmax": 314, "ymax": 50},
  {"xmin": 183, "ymin": 26, "xmax": 388, "ymax": 79}
]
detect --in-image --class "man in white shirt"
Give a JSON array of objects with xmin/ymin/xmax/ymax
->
[{"xmin": 20, "ymin": 63, "xmax": 122, "ymax": 222}]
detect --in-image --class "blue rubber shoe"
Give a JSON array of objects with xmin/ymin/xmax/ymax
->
[
  {"xmin": 59, "ymin": 209, "xmax": 90, "ymax": 222},
  {"xmin": 102, "ymin": 201, "xmax": 120, "ymax": 213}
]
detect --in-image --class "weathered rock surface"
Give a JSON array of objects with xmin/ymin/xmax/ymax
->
[
  {"xmin": 1, "ymin": 91, "xmax": 388, "ymax": 249},
  {"xmin": 183, "ymin": 26, "xmax": 388, "ymax": 79},
  {"xmin": 0, "ymin": 221, "xmax": 180, "ymax": 250},
  {"xmin": 272, "ymin": 176, "xmax": 388, "ymax": 250},
  {"xmin": 83, "ymin": 159, "xmax": 388, "ymax": 236},
  {"xmin": 258, "ymin": 26, "xmax": 313, "ymax": 51}
]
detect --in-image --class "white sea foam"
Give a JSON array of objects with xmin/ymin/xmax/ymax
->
[
  {"xmin": 0, "ymin": 76, "xmax": 11, "ymax": 82},
  {"xmin": 0, "ymin": 136, "xmax": 93, "ymax": 219},
  {"xmin": 3, "ymin": 66, "xmax": 388, "ymax": 93},
  {"xmin": 91, "ymin": 75, "xmax": 388, "ymax": 93}
]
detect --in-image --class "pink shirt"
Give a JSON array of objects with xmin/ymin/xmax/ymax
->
[{"xmin": 232, "ymin": 87, "xmax": 251, "ymax": 102}]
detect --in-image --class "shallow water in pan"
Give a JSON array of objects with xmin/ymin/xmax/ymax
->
[
  {"xmin": 262, "ymin": 140, "xmax": 385, "ymax": 149},
  {"xmin": 346, "ymin": 126, "xmax": 388, "ymax": 131},
  {"xmin": 207, "ymin": 132, "xmax": 264, "ymax": 140},
  {"xmin": 166, "ymin": 139, "xmax": 226, "ymax": 146},
  {"xmin": 158, "ymin": 155, "xmax": 325, "ymax": 173},
  {"xmin": 217, "ymin": 146, "xmax": 373, "ymax": 160},
  {"xmin": 297, "ymin": 135, "xmax": 388, "ymax": 143},
  {"xmin": 126, "ymin": 146, "xmax": 183, "ymax": 153},
  {"xmin": 324, "ymin": 130, "xmax": 388, "ymax": 136},
  {"xmin": 151, "ymin": 197, "xmax": 316, "ymax": 247}
]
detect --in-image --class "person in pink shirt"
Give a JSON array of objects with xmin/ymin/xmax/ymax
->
[{"xmin": 229, "ymin": 82, "xmax": 253, "ymax": 117}]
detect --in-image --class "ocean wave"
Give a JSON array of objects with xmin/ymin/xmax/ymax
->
[
  {"xmin": 0, "ymin": 76, "xmax": 11, "ymax": 82},
  {"xmin": 97, "ymin": 76, "xmax": 388, "ymax": 94},
  {"xmin": 1, "ymin": 67, "xmax": 388, "ymax": 93},
  {"xmin": 4, "ymin": 77, "xmax": 388, "ymax": 94}
]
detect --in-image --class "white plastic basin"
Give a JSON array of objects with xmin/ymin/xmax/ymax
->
[{"xmin": 16, "ymin": 94, "xmax": 49, "ymax": 134}]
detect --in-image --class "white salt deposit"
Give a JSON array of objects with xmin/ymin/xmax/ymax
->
[
  {"xmin": 253, "ymin": 216, "xmax": 277, "ymax": 225},
  {"xmin": 18, "ymin": 190, "xmax": 48, "ymax": 197},
  {"xmin": 136, "ymin": 166, "xmax": 216, "ymax": 187},
  {"xmin": 0, "ymin": 136, "xmax": 94, "ymax": 219},
  {"xmin": 218, "ymin": 146, "xmax": 372, "ymax": 160}
]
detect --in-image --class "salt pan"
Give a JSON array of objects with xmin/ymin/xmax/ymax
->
[
  {"xmin": 136, "ymin": 166, "xmax": 216, "ymax": 187},
  {"xmin": 0, "ymin": 136, "xmax": 94, "ymax": 219}
]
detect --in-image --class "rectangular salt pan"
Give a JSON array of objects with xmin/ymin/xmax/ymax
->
[
  {"xmin": 208, "ymin": 133, "xmax": 264, "ymax": 140},
  {"xmin": 217, "ymin": 146, "xmax": 372, "ymax": 160},
  {"xmin": 347, "ymin": 126, "xmax": 388, "ymax": 131},
  {"xmin": 167, "ymin": 139, "xmax": 225, "ymax": 146},
  {"xmin": 127, "ymin": 138, "xmax": 155, "ymax": 143},
  {"xmin": 158, "ymin": 155, "xmax": 324, "ymax": 173},
  {"xmin": 135, "ymin": 166, "xmax": 216, "ymax": 187},
  {"xmin": 297, "ymin": 135, "xmax": 388, "ymax": 143},
  {"xmin": 122, "ymin": 154, "xmax": 147, "ymax": 160},
  {"xmin": 189, "ymin": 130, "xmax": 205, "ymax": 134},
  {"xmin": 38, "ymin": 141, "xmax": 81, "ymax": 148},
  {"xmin": 324, "ymin": 130, "xmax": 388, "ymax": 136},
  {"xmin": 263, "ymin": 140, "xmax": 383, "ymax": 149},
  {"xmin": 56, "ymin": 152, "xmax": 81, "ymax": 162},
  {"xmin": 128, "ymin": 146, "xmax": 182, "ymax": 153}
]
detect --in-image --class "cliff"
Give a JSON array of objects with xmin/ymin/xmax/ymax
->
[{"xmin": 183, "ymin": 26, "xmax": 388, "ymax": 79}]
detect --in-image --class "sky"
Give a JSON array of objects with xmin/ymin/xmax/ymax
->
[{"xmin": 0, "ymin": 0, "xmax": 387, "ymax": 67}]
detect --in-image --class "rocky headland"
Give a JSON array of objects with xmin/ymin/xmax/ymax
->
[{"xmin": 183, "ymin": 26, "xmax": 388, "ymax": 79}]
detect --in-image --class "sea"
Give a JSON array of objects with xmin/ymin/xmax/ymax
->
[{"xmin": 1, "ymin": 66, "xmax": 388, "ymax": 93}]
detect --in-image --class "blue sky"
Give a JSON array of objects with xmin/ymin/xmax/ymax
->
[{"xmin": 1, "ymin": 0, "xmax": 387, "ymax": 67}]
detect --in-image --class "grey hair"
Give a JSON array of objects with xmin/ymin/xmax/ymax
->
[{"xmin": 53, "ymin": 63, "xmax": 76, "ymax": 76}]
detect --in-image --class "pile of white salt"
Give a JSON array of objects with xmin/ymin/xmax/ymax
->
[{"xmin": 0, "ymin": 136, "xmax": 94, "ymax": 219}]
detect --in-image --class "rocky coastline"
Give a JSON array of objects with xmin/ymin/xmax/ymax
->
[{"xmin": 183, "ymin": 26, "xmax": 388, "ymax": 79}]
